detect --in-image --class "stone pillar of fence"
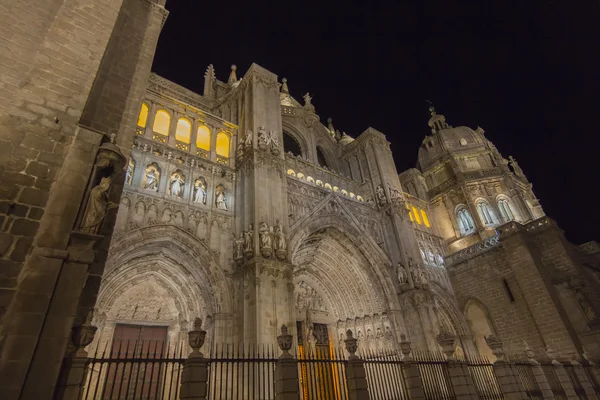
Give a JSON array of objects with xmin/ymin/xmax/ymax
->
[
  {"xmin": 569, "ymin": 353, "xmax": 600, "ymax": 399},
  {"xmin": 523, "ymin": 343, "xmax": 554, "ymax": 399},
  {"xmin": 436, "ymin": 326, "xmax": 479, "ymax": 400},
  {"xmin": 484, "ymin": 335, "xmax": 528, "ymax": 400},
  {"xmin": 545, "ymin": 348, "xmax": 579, "ymax": 400},
  {"xmin": 275, "ymin": 325, "xmax": 300, "ymax": 400},
  {"xmin": 400, "ymin": 334, "xmax": 426, "ymax": 400},
  {"xmin": 344, "ymin": 329, "xmax": 370, "ymax": 400},
  {"xmin": 54, "ymin": 312, "xmax": 97, "ymax": 400},
  {"xmin": 180, "ymin": 318, "xmax": 209, "ymax": 400}
]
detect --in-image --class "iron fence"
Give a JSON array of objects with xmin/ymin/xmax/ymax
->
[
  {"xmin": 563, "ymin": 364, "xmax": 586, "ymax": 399},
  {"xmin": 360, "ymin": 349, "xmax": 409, "ymax": 400},
  {"xmin": 297, "ymin": 345, "xmax": 348, "ymax": 400},
  {"xmin": 413, "ymin": 351, "xmax": 455, "ymax": 400},
  {"xmin": 541, "ymin": 364, "xmax": 566, "ymax": 400},
  {"xmin": 463, "ymin": 355, "xmax": 503, "ymax": 400},
  {"xmin": 584, "ymin": 363, "xmax": 600, "ymax": 392},
  {"xmin": 82, "ymin": 339, "xmax": 185, "ymax": 400},
  {"xmin": 207, "ymin": 343, "xmax": 277, "ymax": 400},
  {"xmin": 512, "ymin": 362, "xmax": 543, "ymax": 399}
]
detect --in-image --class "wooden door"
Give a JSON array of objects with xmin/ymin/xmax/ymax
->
[{"xmin": 103, "ymin": 324, "xmax": 168, "ymax": 399}]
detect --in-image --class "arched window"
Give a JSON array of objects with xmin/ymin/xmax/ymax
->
[
  {"xmin": 137, "ymin": 103, "xmax": 149, "ymax": 127},
  {"xmin": 196, "ymin": 125, "xmax": 211, "ymax": 151},
  {"xmin": 175, "ymin": 118, "xmax": 191, "ymax": 144},
  {"xmin": 465, "ymin": 301, "xmax": 496, "ymax": 361},
  {"xmin": 497, "ymin": 198, "xmax": 515, "ymax": 222},
  {"xmin": 317, "ymin": 146, "xmax": 329, "ymax": 168},
  {"xmin": 477, "ymin": 201, "xmax": 495, "ymax": 226},
  {"xmin": 153, "ymin": 109, "xmax": 171, "ymax": 136},
  {"xmin": 412, "ymin": 206, "xmax": 422, "ymax": 224},
  {"xmin": 283, "ymin": 131, "xmax": 302, "ymax": 157},
  {"xmin": 456, "ymin": 206, "xmax": 475, "ymax": 236},
  {"xmin": 421, "ymin": 209, "xmax": 431, "ymax": 228},
  {"xmin": 216, "ymin": 132, "xmax": 230, "ymax": 158}
]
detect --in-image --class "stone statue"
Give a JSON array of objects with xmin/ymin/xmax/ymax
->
[
  {"xmin": 144, "ymin": 168, "xmax": 158, "ymax": 191},
  {"xmin": 257, "ymin": 126, "xmax": 268, "ymax": 146},
  {"xmin": 233, "ymin": 232, "xmax": 244, "ymax": 260},
  {"xmin": 215, "ymin": 185, "xmax": 227, "ymax": 210},
  {"xmin": 273, "ymin": 220, "xmax": 286, "ymax": 251},
  {"xmin": 243, "ymin": 225, "xmax": 254, "ymax": 254},
  {"xmin": 193, "ymin": 178, "xmax": 207, "ymax": 204},
  {"xmin": 397, "ymin": 262, "xmax": 407, "ymax": 284},
  {"xmin": 509, "ymin": 156, "xmax": 525, "ymax": 178},
  {"xmin": 303, "ymin": 92, "xmax": 312, "ymax": 105},
  {"xmin": 259, "ymin": 222, "xmax": 272, "ymax": 250},
  {"xmin": 245, "ymin": 130, "xmax": 253, "ymax": 147},
  {"xmin": 125, "ymin": 161, "xmax": 134, "ymax": 185},
  {"xmin": 80, "ymin": 177, "xmax": 118, "ymax": 234},
  {"xmin": 376, "ymin": 184, "xmax": 386, "ymax": 206},
  {"xmin": 169, "ymin": 172, "xmax": 184, "ymax": 197}
]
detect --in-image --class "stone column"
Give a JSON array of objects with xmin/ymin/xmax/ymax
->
[
  {"xmin": 546, "ymin": 348, "xmax": 578, "ymax": 400},
  {"xmin": 400, "ymin": 334, "xmax": 426, "ymax": 400},
  {"xmin": 274, "ymin": 325, "xmax": 299, "ymax": 400},
  {"xmin": 180, "ymin": 318, "xmax": 209, "ymax": 400},
  {"xmin": 54, "ymin": 313, "xmax": 97, "ymax": 400},
  {"xmin": 523, "ymin": 344, "xmax": 554, "ymax": 399},
  {"xmin": 344, "ymin": 330, "xmax": 370, "ymax": 400},
  {"xmin": 436, "ymin": 326, "xmax": 479, "ymax": 400},
  {"xmin": 485, "ymin": 335, "xmax": 528, "ymax": 400}
]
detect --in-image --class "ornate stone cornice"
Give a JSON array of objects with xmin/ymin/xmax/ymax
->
[
  {"xmin": 147, "ymin": 73, "xmax": 212, "ymax": 111},
  {"xmin": 446, "ymin": 235, "xmax": 500, "ymax": 267}
]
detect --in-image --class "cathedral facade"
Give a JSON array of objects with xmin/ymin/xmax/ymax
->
[{"xmin": 89, "ymin": 63, "xmax": 600, "ymax": 364}]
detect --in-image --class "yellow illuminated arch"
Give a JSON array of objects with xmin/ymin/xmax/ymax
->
[
  {"xmin": 216, "ymin": 132, "xmax": 230, "ymax": 158},
  {"xmin": 306, "ymin": 176, "xmax": 315, "ymax": 183},
  {"xmin": 287, "ymin": 169, "xmax": 296, "ymax": 176},
  {"xmin": 406, "ymin": 203, "xmax": 414, "ymax": 222},
  {"xmin": 196, "ymin": 125, "xmax": 211, "ymax": 151},
  {"xmin": 175, "ymin": 118, "xmax": 192, "ymax": 144},
  {"xmin": 153, "ymin": 109, "xmax": 171, "ymax": 136},
  {"xmin": 297, "ymin": 172, "xmax": 305, "ymax": 179},
  {"xmin": 138, "ymin": 103, "xmax": 149, "ymax": 127},
  {"xmin": 412, "ymin": 206, "xmax": 422, "ymax": 224},
  {"xmin": 421, "ymin": 209, "xmax": 430, "ymax": 227},
  {"xmin": 324, "ymin": 183, "xmax": 332, "ymax": 190}
]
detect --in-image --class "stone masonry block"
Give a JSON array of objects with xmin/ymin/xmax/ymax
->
[{"xmin": 10, "ymin": 218, "xmax": 40, "ymax": 237}]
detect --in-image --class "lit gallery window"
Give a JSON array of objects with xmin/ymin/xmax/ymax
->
[
  {"xmin": 457, "ymin": 207, "xmax": 475, "ymax": 235},
  {"xmin": 498, "ymin": 198, "xmax": 515, "ymax": 222},
  {"xmin": 175, "ymin": 118, "xmax": 191, "ymax": 144},
  {"xmin": 477, "ymin": 201, "xmax": 496, "ymax": 226},
  {"xmin": 137, "ymin": 103, "xmax": 149, "ymax": 127},
  {"xmin": 196, "ymin": 125, "xmax": 211, "ymax": 151},
  {"xmin": 153, "ymin": 109, "xmax": 171, "ymax": 136},
  {"xmin": 216, "ymin": 131, "xmax": 230, "ymax": 158}
]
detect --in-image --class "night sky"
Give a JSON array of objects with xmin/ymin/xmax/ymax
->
[{"xmin": 152, "ymin": 0, "xmax": 600, "ymax": 244}]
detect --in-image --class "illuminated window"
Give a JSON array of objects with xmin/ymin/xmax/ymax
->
[
  {"xmin": 356, "ymin": 196, "xmax": 364, "ymax": 202},
  {"xmin": 196, "ymin": 125, "xmax": 211, "ymax": 151},
  {"xmin": 333, "ymin": 186, "xmax": 339, "ymax": 192},
  {"xmin": 287, "ymin": 169, "xmax": 296, "ymax": 177},
  {"xmin": 421, "ymin": 209, "xmax": 431, "ymax": 227},
  {"xmin": 153, "ymin": 109, "xmax": 171, "ymax": 136},
  {"xmin": 138, "ymin": 103, "xmax": 149, "ymax": 127},
  {"xmin": 412, "ymin": 206, "xmax": 422, "ymax": 224},
  {"xmin": 406, "ymin": 203, "xmax": 414, "ymax": 222},
  {"xmin": 325, "ymin": 183, "xmax": 332, "ymax": 190},
  {"xmin": 306, "ymin": 176, "xmax": 315, "ymax": 183},
  {"xmin": 498, "ymin": 199, "xmax": 515, "ymax": 222},
  {"xmin": 316, "ymin": 180, "xmax": 323, "ymax": 187},
  {"xmin": 457, "ymin": 206, "xmax": 475, "ymax": 236},
  {"xmin": 175, "ymin": 118, "xmax": 191, "ymax": 143},
  {"xmin": 297, "ymin": 172, "xmax": 305, "ymax": 179},
  {"xmin": 477, "ymin": 201, "xmax": 496, "ymax": 226},
  {"xmin": 349, "ymin": 192, "xmax": 356, "ymax": 198},
  {"xmin": 341, "ymin": 189, "xmax": 348, "ymax": 196},
  {"xmin": 216, "ymin": 132, "xmax": 230, "ymax": 158}
]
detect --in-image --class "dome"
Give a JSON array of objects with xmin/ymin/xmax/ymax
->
[
  {"xmin": 417, "ymin": 125, "xmax": 487, "ymax": 170},
  {"xmin": 338, "ymin": 132, "xmax": 354, "ymax": 146}
]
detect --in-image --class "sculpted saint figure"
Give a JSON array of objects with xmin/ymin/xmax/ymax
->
[
  {"xmin": 144, "ymin": 168, "xmax": 158, "ymax": 191},
  {"xmin": 125, "ymin": 161, "xmax": 134, "ymax": 185},
  {"xmin": 233, "ymin": 233, "xmax": 244, "ymax": 259},
  {"xmin": 245, "ymin": 130, "xmax": 253, "ymax": 147},
  {"xmin": 81, "ymin": 177, "xmax": 118, "ymax": 234},
  {"xmin": 193, "ymin": 178, "xmax": 207, "ymax": 204},
  {"xmin": 376, "ymin": 185, "xmax": 386, "ymax": 205},
  {"xmin": 397, "ymin": 262, "xmax": 407, "ymax": 284},
  {"xmin": 244, "ymin": 224, "xmax": 254, "ymax": 253},
  {"xmin": 259, "ymin": 222, "xmax": 272, "ymax": 249},
  {"xmin": 215, "ymin": 185, "xmax": 227, "ymax": 210},
  {"xmin": 169, "ymin": 173, "xmax": 184, "ymax": 197},
  {"xmin": 274, "ymin": 220, "xmax": 286, "ymax": 251}
]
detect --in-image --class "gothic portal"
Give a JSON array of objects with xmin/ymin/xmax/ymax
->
[{"xmin": 90, "ymin": 64, "xmax": 600, "ymax": 363}]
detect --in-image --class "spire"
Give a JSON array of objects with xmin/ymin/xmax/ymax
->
[
  {"xmin": 426, "ymin": 104, "xmax": 448, "ymax": 134},
  {"xmin": 281, "ymin": 78, "xmax": 289, "ymax": 94},
  {"xmin": 203, "ymin": 64, "xmax": 215, "ymax": 98},
  {"xmin": 228, "ymin": 65, "xmax": 238, "ymax": 86},
  {"xmin": 327, "ymin": 117, "xmax": 335, "ymax": 133}
]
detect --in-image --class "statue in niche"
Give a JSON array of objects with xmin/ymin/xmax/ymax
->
[
  {"xmin": 397, "ymin": 261, "xmax": 407, "ymax": 284},
  {"xmin": 273, "ymin": 220, "xmax": 286, "ymax": 251},
  {"xmin": 245, "ymin": 130, "xmax": 253, "ymax": 147},
  {"xmin": 259, "ymin": 222, "xmax": 273, "ymax": 257},
  {"xmin": 257, "ymin": 126, "xmax": 268, "ymax": 147},
  {"xmin": 144, "ymin": 165, "xmax": 159, "ymax": 191},
  {"xmin": 169, "ymin": 171, "xmax": 185, "ymax": 197},
  {"xmin": 376, "ymin": 328, "xmax": 384, "ymax": 341},
  {"xmin": 80, "ymin": 177, "xmax": 118, "ymax": 234},
  {"xmin": 215, "ymin": 184, "xmax": 227, "ymax": 210},
  {"xmin": 233, "ymin": 232, "xmax": 244, "ymax": 260},
  {"xmin": 435, "ymin": 254, "xmax": 444, "ymax": 266},
  {"xmin": 575, "ymin": 289, "xmax": 596, "ymax": 322},
  {"xmin": 161, "ymin": 208, "xmax": 172, "ymax": 223},
  {"xmin": 125, "ymin": 159, "xmax": 134, "ymax": 185},
  {"xmin": 385, "ymin": 326, "xmax": 393, "ymax": 340},
  {"xmin": 193, "ymin": 177, "xmax": 207, "ymax": 204},
  {"xmin": 375, "ymin": 184, "xmax": 386, "ymax": 206},
  {"xmin": 243, "ymin": 224, "xmax": 254, "ymax": 254}
]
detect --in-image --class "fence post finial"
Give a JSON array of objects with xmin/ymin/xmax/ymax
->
[
  {"xmin": 188, "ymin": 317, "xmax": 206, "ymax": 358},
  {"xmin": 400, "ymin": 333, "xmax": 413, "ymax": 361},
  {"xmin": 436, "ymin": 325, "xmax": 456, "ymax": 360},
  {"xmin": 484, "ymin": 334, "xmax": 505, "ymax": 362},
  {"xmin": 523, "ymin": 341, "xmax": 539, "ymax": 365},
  {"xmin": 344, "ymin": 329, "xmax": 359, "ymax": 360},
  {"xmin": 546, "ymin": 346, "xmax": 561, "ymax": 365},
  {"xmin": 277, "ymin": 324, "xmax": 293, "ymax": 359}
]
